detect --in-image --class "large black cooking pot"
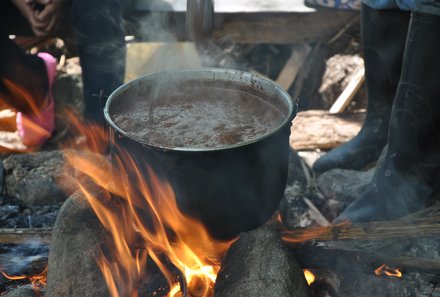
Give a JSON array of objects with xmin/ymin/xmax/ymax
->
[{"xmin": 104, "ymin": 68, "xmax": 296, "ymax": 240}]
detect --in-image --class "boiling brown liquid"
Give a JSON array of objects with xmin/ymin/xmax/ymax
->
[{"xmin": 112, "ymin": 87, "xmax": 286, "ymax": 149}]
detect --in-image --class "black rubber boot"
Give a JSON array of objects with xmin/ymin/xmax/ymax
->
[
  {"xmin": 336, "ymin": 11, "xmax": 440, "ymax": 223},
  {"xmin": 313, "ymin": 5, "xmax": 410, "ymax": 174}
]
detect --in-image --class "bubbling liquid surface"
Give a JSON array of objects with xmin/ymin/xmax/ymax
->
[{"xmin": 111, "ymin": 87, "xmax": 286, "ymax": 149}]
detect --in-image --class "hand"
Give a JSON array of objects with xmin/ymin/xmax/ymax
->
[{"xmin": 12, "ymin": 0, "xmax": 63, "ymax": 36}]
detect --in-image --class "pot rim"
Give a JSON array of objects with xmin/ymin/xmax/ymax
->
[{"xmin": 104, "ymin": 68, "xmax": 296, "ymax": 152}]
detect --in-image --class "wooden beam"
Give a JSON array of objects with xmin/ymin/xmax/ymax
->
[
  {"xmin": 133, "ymin": 0, "xmax": 316, "ymax": 13},
  {"xmin": 212, "ymin": 11, "xmax": 358, "ymax": 44},
  {"xmin": 276, "ymin": 45, "xmax": 312, "ymax": 91}
]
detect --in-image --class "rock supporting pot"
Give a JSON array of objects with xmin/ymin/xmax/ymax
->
[{"xmin": 104, "ymin": 68, "xmax": 296, "ymax": 239}]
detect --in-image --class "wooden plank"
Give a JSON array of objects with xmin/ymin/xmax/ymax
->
[
  {"xmin": 329, "ymin": 67, "xmax": 365, "ymax": 114},
  {"xmin": 134, "ymin": 0, "xmax": 315, "ymax": 13},
  {"xmin": 212, "ymin": 11, "xmax": 358, "ymax": 44},
  {"xmin": 276, "ymin": 45, "xmax": 312, "ymax": 90}
]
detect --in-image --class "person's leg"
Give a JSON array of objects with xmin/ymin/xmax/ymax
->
[
  {"xmin": 71, "ymin": 0, "xmax": 126, "ymax": 125},
  {"xmin": 336, "ymin": 10, "xmax": 440, "ymax": 222},
  {"xmin": 313, "ymin": 4, "xmax": 410, "ymax": 174}
]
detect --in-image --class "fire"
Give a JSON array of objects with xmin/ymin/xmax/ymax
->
[
  {"xmin": 0, "ymin": 79, "xmax": 50, "ymax": 152},
  {"xmin": 1, "ymin": 266, "xmax": 48, "ymax": 287},
  {"xmin": 0, "ymin": 78, "xmax": 43, "ymax": 116},
  {"xmin": 62, "ymin": 111, "xmax": 233, "ymax": 297},
  {"xmin": 374, "ymin": 264, "xmax": 403, "ymax": 278},
  {"xmin": 303, "ymin": 269, "xmax": 315, "ymax": 285}
]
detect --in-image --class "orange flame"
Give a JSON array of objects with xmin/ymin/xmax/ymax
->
[
  {"xmin": 1, "ymin": 79, "xmax": 42, "ymax": 116},
  {"xmin": 303, "ymin": 269, "xmax": 315, "ymax": 285},
  {"xmin": 1, "ymin": 266, "xmax": 48, "ymax": 287},
  {"xmin": 374, "ymin": 264, "xmax": 403, "ymax": 278},
  {"xmin": 62, "ymin": 111, "xmax": 233, "ymax": 297},
  {"xmin": 0, "ymin": 79, "xmax": 51, "ymax": 152}
]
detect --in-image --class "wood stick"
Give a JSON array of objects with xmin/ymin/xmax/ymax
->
[
  {"xmin": 291, "ymin": 243, "xmax": 440, "ymax": 275},
  {"xmin": 303, "ymin": 197, "xmax": 331, "ymax": 226},
  {"xmin": 2, "ymin": 204, "xmax": 439, "ymax": 245},
  {"xmin": 276, "ymin": 45, "xmax": 311, "ymax": 90},
  {"xmin": 0, "ymin": 228, "xmax": 52, "ymax": 245},
  {"xmin": 329, "ymin": 67, "xmax": 365, "ymax": 114},
  {"xmin": 280, "ymin": 216, "xmax": 440, "ymax": 243}
]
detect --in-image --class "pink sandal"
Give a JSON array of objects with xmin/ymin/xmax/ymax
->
[{"xmin": 16, "ymin": 52, "xmax": 56, "ymax": 147}]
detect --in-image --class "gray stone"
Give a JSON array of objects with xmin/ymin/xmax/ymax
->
[
  {"xmin": 2, "ymin": 287, "xmax": 35, "ymax": 297},
  {"xmin": 3, "ymin": 151, "xmax": 77, "ymax": 206},
  {"xmin": 214, "ymin": 225, "xmax": 311, "ymax": 297},
  {"xmin": 45, "ymin": 189, "xmax": 109, "ymax": 297},
  {"xmin": 280, "ymin": 149, "xmax": 327, "ymax": 228},
  {"xmin": 317, "ymin": 168, "xmax": 374, "ymax": 216}
]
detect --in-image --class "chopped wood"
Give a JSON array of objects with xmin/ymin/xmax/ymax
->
[
  {"xmin": 276, "ymin": 45, "xmax": 312, "ymax": 91},
  {"xmin": 0, "ymin": 228, "xmax": 52, "ymax": 245},
  {"xmin": 290, "ymin": 109, "xmax": 364, "ymax": 150},
  {"xmin": 329, "ymin": 67, "xmax": 365, "ymax": 114}
]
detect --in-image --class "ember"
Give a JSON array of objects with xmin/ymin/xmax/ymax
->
[
  {"xmin": 374, "ymin": 264, "xmax": 403, "ymax": 278},
  {"xmin": 303, "ymin": 269, "xmax": 316, "ymax": 285},
  {"xmin": 1, "ymin": 266, "xmax": 47, "ymax": 287}
]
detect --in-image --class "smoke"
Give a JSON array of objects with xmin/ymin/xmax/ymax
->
[{"xmin": 0, "ymin": 241, "xmax": 48, "ymax": 275}]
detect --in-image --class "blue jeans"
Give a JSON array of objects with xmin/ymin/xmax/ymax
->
[{"xmin": 363, "ymin": 0, "xmax": 440, "ymax": 15}]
